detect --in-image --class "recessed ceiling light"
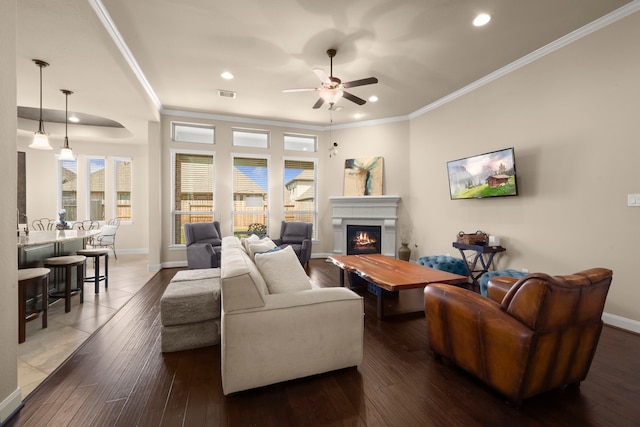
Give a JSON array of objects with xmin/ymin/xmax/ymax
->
[
  {"xmin": 221, "ymin": 71, "xmax": 234, "ymax": 80},
  {"xmin": 68, "ymin": 115, "xmax": 80, "ymax": 123},
  {"xmin": 368, "ymin": 95, "xmax": 378, "ymax": 102},
  {"xmin": 473, "ymin": 13, "xmax": 491, "ymax": 27},
  {"xmin": 354, "ymin": 113, "xmax": 363, "ymax": 119}
]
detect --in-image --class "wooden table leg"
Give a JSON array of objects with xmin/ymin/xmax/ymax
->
[{"xmin": 377, "ymin": 293, "xmax": 384, "ymax": 319}]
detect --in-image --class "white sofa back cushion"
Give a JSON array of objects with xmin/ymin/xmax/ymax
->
[
  {"xmin": 221, "ymin": 237, "xmax": 269, "ymax": 312},
  {"xmin": 255, "ymin": 245, "xmax": 312, "ymax": 294}
]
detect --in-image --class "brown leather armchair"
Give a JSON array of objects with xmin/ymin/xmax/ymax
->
[{"xmin": 423, "ymin": 268, "xmax": 612, "ymax": 405}]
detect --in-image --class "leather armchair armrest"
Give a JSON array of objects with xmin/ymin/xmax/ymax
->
[
  {"xmin": 487, "ymin": 276, "xmax": 519, "ymax": 303},
  {"xmin": 272, "ymin": 238, "xmax": 283, "ymax": 246}
]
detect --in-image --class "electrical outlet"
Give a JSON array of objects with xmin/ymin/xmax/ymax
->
[
  {"xmin": 627, "ymin": 194, "xmax": 640, "ymax": 207},
  {"xmin": 521, "ymin": 268, "xmax": 529, "ymax": 273}
]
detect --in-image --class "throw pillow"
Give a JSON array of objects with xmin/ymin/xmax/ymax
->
[
  {"xmin": 248, "ymin": 239, "xmax": 276, "ymax": 261},
  {"xmin": 240, "ymin": 234, "xmax": 260, "ymax": 252},
  {"xmin": 254, "ymin": 245, "xmax": 312, "ymax": 294}
]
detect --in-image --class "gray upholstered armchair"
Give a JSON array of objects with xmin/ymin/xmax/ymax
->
[
  {"xmin": 272, "ymin": 221, "xmax": 312, "ymax": 267},
  {"xmin": 183, "ymin": 221, "xmax": 222, "ymax": 269}
]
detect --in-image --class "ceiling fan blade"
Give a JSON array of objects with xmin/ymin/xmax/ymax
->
[
  {"xmin": 312, "ymin": 98, "xmax": 325, "ymax": 109},
  {"xmin": 343, "ymin": 77, "xmax": 378, "ymax": 89},
  {"xmin": 313, "ymin": 68, "xmax": 330, "ymax": 84},
  {"xmin": 343, "ymin": 91, "xmax": 366, "ymax": 105},
  {"xmin": 282, "ymin": 87, "xmax": 318, "ymax": 93}
]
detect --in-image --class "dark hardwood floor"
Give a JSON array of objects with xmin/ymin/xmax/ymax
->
[{"xmin": 6, "ymin": 259, "xmax": 640, "ymax": 426}]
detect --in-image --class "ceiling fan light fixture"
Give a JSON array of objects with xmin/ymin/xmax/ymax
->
[
  {"xmin": 29, "ymin": 59, "xmax": 53, "ymax": 150},
  {"xmin": 368, "ymin": 95, "xmax": 378, "ymax": 102},
  {"xmin": 320, "ymin": 88, "xmax": 343, "ymax": 104}
]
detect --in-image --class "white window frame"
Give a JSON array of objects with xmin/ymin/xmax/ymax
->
[
  {"xmin": 172, "ymin": 121, "xmax": 216, "ymax": 144},
  {"xmin": 284, "ymin": 133, "xmax": 317, "ymax": 152},
  {"xmin": 56, "ymin": 155, "xmax": 78, "ymax": 222},
  {"xmin": 283, "ymin": 156, "xmax": 318, "ymax": 240},
  {"xmin": 113, "ymin": 156, "xmax": 133, "ymax": 224},
  {"xmin": 232, "ymin": 128, "xmax": 270, "ymax": 148},
  {"xmin": 86, "ymin": 156, "xmax": 106, "ymax": 222},
  {"xmin": 170, "ymin": 149, "xmax": 216, "ymax": 247},
  {"xmin": 231, "ymin": 152, "xmax": 270, "ymax": 237}
]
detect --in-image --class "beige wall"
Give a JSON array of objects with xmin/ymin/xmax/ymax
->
[
  {"xmin": 0, "ymin": 0, "xmax": 21, "ymax": 422},
  {"xmin": 16, "ymin": 135, "xmax": 149, "ymax": 253},
  {"xmin": 408, "ymin": 11, "xmax": 640, "ymax": 322}
]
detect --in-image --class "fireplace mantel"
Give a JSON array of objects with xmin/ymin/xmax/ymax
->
[{"xmin": 329, "ymin": 195, "xmax": 400, "ymax": 256}]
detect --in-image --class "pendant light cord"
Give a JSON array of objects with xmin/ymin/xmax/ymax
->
[{"xmin": 38, "ymin": 63, "xmax": 44, "ymax": 132}]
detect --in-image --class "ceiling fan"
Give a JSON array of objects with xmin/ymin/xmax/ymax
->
[{"xmin": 283, "ymin": 48, "xmax": 378, "ymax": 109}]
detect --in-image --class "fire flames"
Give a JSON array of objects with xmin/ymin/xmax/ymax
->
[{"xmin": 352, "ymin": 232, "xmax": 377, "ymax": 250}]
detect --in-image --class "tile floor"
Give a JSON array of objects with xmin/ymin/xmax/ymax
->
[{"xmin": 18, "ymin": 253, "xmax": 156, "ymax": 397}]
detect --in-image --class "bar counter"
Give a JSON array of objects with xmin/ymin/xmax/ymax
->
[{"xmin": 18, "ymin": 229, "xmax": 100, "ymax": 268}]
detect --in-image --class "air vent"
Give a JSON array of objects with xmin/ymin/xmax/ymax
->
[{"xmin": 218, "ymin": 89, "xmax": 236, "ymax": 98}]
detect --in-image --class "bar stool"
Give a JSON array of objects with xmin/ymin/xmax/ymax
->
[
  {"xmin": 18, "ymin": 267, "xmax": 50, "ymax": 344},
  {"xmin": 43, "ymin": 255, "xmax": 86, "ymax": 313},
  {"xmin": 76, "ymin": 248, "xmax": 109, "ymax": 294}
]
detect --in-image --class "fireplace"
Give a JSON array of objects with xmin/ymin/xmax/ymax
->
[
  {"xmin": 329, "ymin": 195, "xmax": 400, "ymax": 257},
  {"xmin": 347, "ymin": 225, "xmax": 382, "ymax": 255}
]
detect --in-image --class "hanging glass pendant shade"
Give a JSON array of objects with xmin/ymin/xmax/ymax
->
[
  {"xmin": 58, "ymin": 89, "xmax": 76, "ymax": 160},
  {"xmin": 29, "ymin": 59, "xmax": 53, "ymax": 150}
]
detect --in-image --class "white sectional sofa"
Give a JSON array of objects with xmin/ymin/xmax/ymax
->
[{"xmin": 220, "ymin": 235, "xmax": 364, "ymax": 395}]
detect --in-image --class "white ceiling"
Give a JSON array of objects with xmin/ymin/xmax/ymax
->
[{"xmin": 16, "ymin": 0, "xmax": 635, "ymax": 144}]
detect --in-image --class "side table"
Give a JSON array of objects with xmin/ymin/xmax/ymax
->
[{"xmin": 452, "ymin": 242, "xmax": 505, "ymax": 291}]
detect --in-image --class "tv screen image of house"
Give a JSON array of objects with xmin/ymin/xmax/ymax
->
[{"xmin": 447, "ymin": 147, "xmax": 518, "ymax": 200}]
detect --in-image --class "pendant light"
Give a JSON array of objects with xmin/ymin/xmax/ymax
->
[
  {"xmin": 29, "ymin": 59, "xmax": 53, "ymax": 150},
  {"xmin": 59, "ymin": 90, "xmax": 75, "ymax": 160}
]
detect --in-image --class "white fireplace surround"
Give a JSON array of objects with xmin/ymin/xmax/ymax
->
[{"xmin": 329, "ymin": 195, "xmax": 400, "ymax": 257}]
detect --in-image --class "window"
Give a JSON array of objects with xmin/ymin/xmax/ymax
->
[
  {"xmin": 172, "ymin": 122, "xmax": 215, "ymax": 144},
  {"xmin": 284, "ymin": 133, "xmax": 317, "ymax": 152},
  {"xmin": 283, "ymin": 159, "xmax": 317, "ymax": 239},
  {"xmin": 232, "ymin": 155, "xmax": 269, "ymax": 237},
  {"xmin": 114, "ymin": 157, "xmax": 132, "ymax": 221},
  {"xmin": 232, "ymin": 129, "xmax": 269, "ymax": 148},
  {"xmin": 171, "ymin": 151, "xmax": 215, "ymax": 245},
  {"xmin": 59, "ymin": 158, "xmax": 78, "ymax": 221},
  {"xmin": 87, "ymin": 157, "xmax": 105, "ymax": 221}
]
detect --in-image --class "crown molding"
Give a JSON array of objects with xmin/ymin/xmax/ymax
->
[
  {"xmin": 89, "ymin": 0, "xmax": 162, "ymax": 112},
  {"xmin": 409, "ymin": 0, "xmax": 640, "ymax": 119}
]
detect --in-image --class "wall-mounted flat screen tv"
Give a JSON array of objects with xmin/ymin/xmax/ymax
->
[{"xmin": 447, "ymin": 147, "xmax": 518, "ymax": 200}]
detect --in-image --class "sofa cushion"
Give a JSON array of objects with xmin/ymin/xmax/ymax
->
[
  {"xmin": 248, "ymin": 238, "xmax": 276, "ymax": 260},
  {"xmin": 241, "ymin": 234, "xmax": 260, "ymax": 252},
  {"xmin": 255, "ymin": 245, "xmax": 312, "ymax": 294}
]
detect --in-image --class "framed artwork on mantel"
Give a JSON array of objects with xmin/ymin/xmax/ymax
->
[{"xmin": 344, "ymin": 156, "xmax": 383, "ymax": 196}]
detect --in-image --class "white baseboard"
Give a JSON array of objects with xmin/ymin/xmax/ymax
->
[
  {"xmin": 0, "ymin": 388, "xmax": 22, "ymax": 425},
  {"xmin": 603, "ymin": 312, "xmax": 640, "ymax": 334},
  {"xmin": 161, "ymin": 261, "xmax": 188, "ymax": 269},
  {"xmin": 114, "ymin": 248, "xmax": 148, "ymax": 255}
]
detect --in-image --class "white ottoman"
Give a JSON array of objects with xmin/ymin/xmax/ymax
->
[{"xmin": 160, "ymin": 272, "xmax": 221, "ymax": 352}]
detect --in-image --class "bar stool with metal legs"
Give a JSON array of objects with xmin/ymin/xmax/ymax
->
[
  {"xmin": 43, "ymin": 255, "xmax": 86, "ymax": 313},
  {"xmin": 76, "ymin": 248, "xmax": 109, "ymax": 293},
  {"xmin": 18, "ymin": 267, "xmax": 50, "ymax": 344}
]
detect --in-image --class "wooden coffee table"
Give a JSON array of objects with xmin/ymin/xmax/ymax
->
[{"xmin": 328, "ymin": 254, "xmax": 468, "ymax": 319}]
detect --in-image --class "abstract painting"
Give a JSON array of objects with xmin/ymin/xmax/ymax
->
[{"xmin": 344, "ymin": 157, "xmax": 384, "ymax": 196}]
